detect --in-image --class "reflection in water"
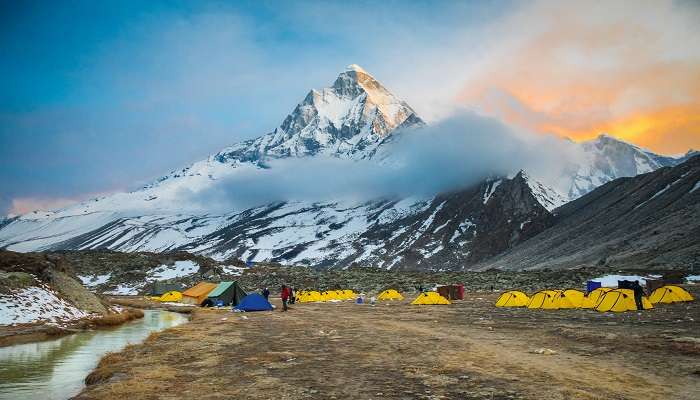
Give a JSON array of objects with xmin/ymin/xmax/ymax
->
[{"xmin": 0, "ymin": 310, "xmax": 188, "ymax": 400}]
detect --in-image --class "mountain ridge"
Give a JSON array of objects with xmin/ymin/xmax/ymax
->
[{"xmin": 0, "ymin": 65, "xmax": 695, "ymax": 271}]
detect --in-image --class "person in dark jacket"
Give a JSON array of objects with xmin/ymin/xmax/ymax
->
[
  {"xmin": 281, "ymin": 285, "xmax": 291, "ymax": 312},
  {"xmin": 289, "ymin": 287, "xmax": 295, "ymax": 304},
  {"xmin": 632, "ymin": 280, "xmax": 645, "ymax": 310},
  {"xmin": 262, "ymin": 287, "xmax": 270, "ymax": 301}
]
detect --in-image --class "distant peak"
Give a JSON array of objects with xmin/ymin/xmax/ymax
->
[
  {"xmin": 589, "ymin": 133, "xmax": 632, "ymax": 146},
  {"xmin": 346, "ymin": 64, "xmax": 369, "ymax": 74}
]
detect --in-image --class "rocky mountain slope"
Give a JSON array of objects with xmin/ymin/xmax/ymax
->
[
  {"xmin": 476, "ymin": 155, "xmax": 700, "ymax": 271},
  {"xmin": 561, "ymin": 134, "xmax": 697, "ymax": 200},
  {"xmin": 0, "ymin": 251, "xmax": 112, "ymax": 326},
  {"xmin": 0, "ymin": 65, "xmax": 693, "ymax": 270}
]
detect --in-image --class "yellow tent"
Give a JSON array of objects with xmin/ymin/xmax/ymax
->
[
  {"xmin": 527, "ymin": 290, "xmax": 561, "ymax": 309},
  {"xmin": 298, "ymin": 290, "xmax": 322, "ymax": 303},
  {"xmin": 342, "ymin": 290, "xmax": 357, "ymax": 300},
  {"xmin": 554, "ymin": 289, "xmax": 585, "ymax": 309},
  {"xmin": 378, "ymin": 289, "xmax": 404, "ymax": 301},
  {"xmin": 157, "ymin": 290, "xmax": 182, "ymax": 302},
  {"xmin": 320, "ymin": 291, "xmax": 339, "ymax": 301},
  {"xmin": 581, "ymin": 287, "xmax": 612, "ymax": 309},
  {"xmin": 495, "ymin": 290, "xmax": 529, "ymax": 307},
  {"xmin": 411, "ymin": 291, "xmax": 450, "ymax": 305},
  {"xmin": 649, "ymin": 285, "xmax": 694, "ymax": 304},
  {"xmin": 595, "ymin": 289, "xmax": 653, "ymax": 312}
]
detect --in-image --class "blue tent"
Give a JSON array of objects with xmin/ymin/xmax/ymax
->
[{"xmin": 234, "ymin": 293, "xmax": 273, "ymax": 312}]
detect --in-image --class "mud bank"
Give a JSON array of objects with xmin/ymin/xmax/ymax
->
[{"xmin": 0, "ymin": 308, "xmax": 145, "ymax": 348}]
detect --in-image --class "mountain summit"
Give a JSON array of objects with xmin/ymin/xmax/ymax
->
[{"xmin": 216, "ymin": 64, "xmax": 423, "ymax": 163}]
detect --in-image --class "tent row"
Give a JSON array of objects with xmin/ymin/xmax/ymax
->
[
  {"xmin": 496, "ymin": 285, "xmax": 693, "ymax": 312},
  {"xmin": 294, "ymin": 289, "xmax": 452, "ymax": 305},
  {"xmin": 295, "ymin": 290, "xmax": 357, "ymax": 303}
]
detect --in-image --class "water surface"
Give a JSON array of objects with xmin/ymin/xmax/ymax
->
[{"xmin": 0, "ymin": 310, "xmax": 188, "ymax": 400}]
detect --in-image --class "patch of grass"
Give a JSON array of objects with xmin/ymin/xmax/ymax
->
[
  {"xmin": 85, "ymin": 348, "xmax": 132, "ymax": 385},
  {"xmin": 89, "ymin": 309, "xmax": 144, "ymax": 328}
]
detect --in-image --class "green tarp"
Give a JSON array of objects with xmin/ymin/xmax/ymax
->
[{"xmin": 206, "ymin": 281, "xmax": 247, "ymax": 306}]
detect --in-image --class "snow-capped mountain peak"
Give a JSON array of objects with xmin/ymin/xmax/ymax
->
[
  {"xmin": 215, "ymin": 65, "xmax": 423, "ymax": 164},
  {"xmin": 563, "ymin": 132, "xmax": 682, "ymax": 199}
]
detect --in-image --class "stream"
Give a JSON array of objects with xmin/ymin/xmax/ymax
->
[{"xmin": 0, "ymin": 310, "xmax": 188, "ymax": 400}]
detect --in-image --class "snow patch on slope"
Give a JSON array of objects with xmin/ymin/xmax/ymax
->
[
  {"xmin": 147, "ymin": 260, "xmax": 200, "ymax": 281},
  {"xmin": 0, "ymin": 282, "xmax": 90, "ymax": 325}
]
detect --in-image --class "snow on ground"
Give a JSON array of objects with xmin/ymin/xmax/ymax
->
[
  {"xmin": 147, "ymin": 260, "xmax": 200, "ymax": 281},
  {"xmin": 691, "ymin": 180, "xmax": 700, "ymax": 193},
  {"xmin": 105, "ymin": 283, "xmax": 141, "ymax": 295},
  {"xmin": 78, "ymin": 273, "xmax": 112, "ymax": 288},
  {"xmin": 0, "ymin": 282, "xmax": 90, "ymax": 325},
  {"xmin": 221, "ymin": 265, "xmax": 245, "ymax": 276},
  {"xmin": 590, "ymin": 274, "xmax": 662, "ymax": 287}
]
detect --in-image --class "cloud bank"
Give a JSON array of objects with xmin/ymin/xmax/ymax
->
[
  {"xmin": 179, "ymin": 112, "xmax": 582, "ymax": 212},
  {"xmin": 454, "ymin": 0, "xmax": 700, "ymax": 155}
]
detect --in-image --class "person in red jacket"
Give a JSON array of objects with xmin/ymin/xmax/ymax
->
[{"xmin": 281, "ymin": 285, "xmax": 291, "ymax": 312}]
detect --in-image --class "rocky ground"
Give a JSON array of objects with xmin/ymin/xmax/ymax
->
[
  {"xmin": 232, "ymin": 264, "xmax": 692, "ymax": 295},
  {"xmin": 8, "ymin": 249, "xmax": 695, "ymax": 296},
  {"xmin": 77, "ymin": 286, "xmax": 700, "ymax": 400}
]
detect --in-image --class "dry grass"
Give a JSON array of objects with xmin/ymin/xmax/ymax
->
[
  {"xmin": 107, "ymin": 296, "xmax": 160, "ymax": 309},
  {"xmin": 89, "ymin": 308, "xmax": 144, "ymax": 328},
  {"xmin": 85, "ymin": 347, "xmax": 133, "ymax": 385},
  {"xmin": 75, "ymin": 290, "xmax": 700, "ymax": 400}
]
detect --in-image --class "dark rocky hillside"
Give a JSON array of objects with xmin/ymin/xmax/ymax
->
[{"xmin": 476, "ymin": 155, "xmax": 700, "ymax": 271}]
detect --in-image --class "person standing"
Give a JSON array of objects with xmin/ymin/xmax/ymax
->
[
  {"xmin": 262, "ymin": 287, "xmax": 270, "ymax": 301},
  {"xmin": 632, "ymin": 280, "xmax": 645, "ymax": 310},
  {"xmin": 281, "ymin": 285, "xmax": 291, "ymax": 312},
  {"xmin": 289, "ymin": 287, "xmax": 295, "ymax": 304}
]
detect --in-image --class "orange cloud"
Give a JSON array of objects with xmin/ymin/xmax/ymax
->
[
  {"xmin": 8, "ymin": 190, "xmax": 116, "ymax": 216},
  {"xmin": 457, "ymin": 0, "xmax": 700, "ymax": 154},
  {"xmin": 9, "ymin": 197, "xmax": 80, "ymax": 216}
]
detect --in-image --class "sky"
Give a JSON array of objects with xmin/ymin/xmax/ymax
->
[{"xmin": 1, "ymin": 0, "xmax": 699, "ymax": 216}]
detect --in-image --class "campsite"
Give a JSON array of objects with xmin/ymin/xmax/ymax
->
[
  {"xmin": 76, "ymin": 285, "xmax": 699, "ymax": 400},
  {"xmin": 2, "ymin": 250, "xmax": 699, "ymax": 399},
  {"xmin": 2, "ymin": 2, "xmax": 700, "ymax": 399}
]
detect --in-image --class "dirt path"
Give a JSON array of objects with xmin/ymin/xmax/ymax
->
[{"xmin": 76, "ymin": 292, "xmax": 700, "ymax": 400}]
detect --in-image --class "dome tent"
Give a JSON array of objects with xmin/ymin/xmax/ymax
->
[
  {"xmin": 378, "ymin": 289, "xmax": 404, "ymax": 301},
  {"xmin": 649, "ymin": 285, "xmax": 694, "ymax": 304},
  {"xmin": 554, "ymin": 289, "xmax": 585, "ymax": 309},
  {"xmin": 157, "ymin": 290, "xmax": 182, "ymax": 302},
  {"xmin": 298, "ymin": 291, "xmax": 322, "ymax": 303},
  {"xmin": 527, "ymin": 290, "xmax": 561, "ymax": 309},
  {"xmin": 495, "ymin": 291, "xmax": 529, "ymax": 307},
  {"xmin": 581, "ymin": 287, "xmax": 612, "ymax": 309},
  {"xmin": 235, "ymin": 293, "xmax": 273, "ymax": 311},
  {"xmin": 411, "ymin": 292, "xmax": 450, "ymax": 305},
  {"xmin": 594, "ymin": 289, "xmax": 653, "ymax": 312}
]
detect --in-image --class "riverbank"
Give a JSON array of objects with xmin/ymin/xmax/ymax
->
[
  {"xmin": 107, "ymin": 295, "xmax": 198, "ymax": 313},
  {"xmin": 0, "ymin": 308, "xmax": 144, "ymax": 347},
  {"xmin": 76, "ymin": 288, "xmax": 700, "ymax": 400},
  {"xmin": 0, "ymin": 310, "xmax": 189, "ymax": 400},
  {"xmin": 0, "ymin": 294, "xmax": 197, "ymax": 348}
]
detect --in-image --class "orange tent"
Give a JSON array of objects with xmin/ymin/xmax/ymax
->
[{"xmin": 181, "ymin": 282, "xmax": 218, "ymax": 305}]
